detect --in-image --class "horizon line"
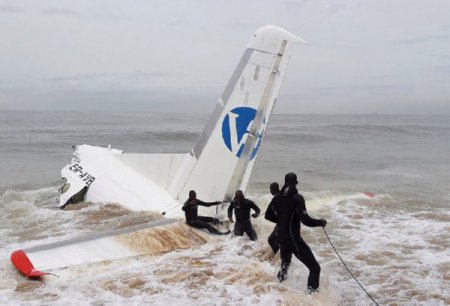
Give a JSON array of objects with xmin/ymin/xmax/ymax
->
[{"xmin": 1, "ymin": 108, "xmax": 450, "ymax": 116}]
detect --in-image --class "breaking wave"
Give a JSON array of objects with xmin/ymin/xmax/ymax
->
[{"xmin": 1, "ymin": 186, "xmax": 449, "ymax": 305}]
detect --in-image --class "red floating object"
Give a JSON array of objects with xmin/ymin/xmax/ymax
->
[
  {"xmin": 362, "ymin": 192, "xmax": 375, "ymax": 198},
  {"xmin": 10, "ymin": 250, "xmax": 48, "ymax": 278}
]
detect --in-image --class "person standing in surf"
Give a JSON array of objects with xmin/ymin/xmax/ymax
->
[
  {"xmin": 182, "ymin": 190, "xmax": 229, "ymax": 235},
  {"xmin": 270, "ymin": 172, "xmax": 327, "ymax": 294},
  {"xmin": 228, "ymin": 190, "xmax": 261, "ymax": 241},
  {"xmin": 265, "ymin": 182, "xmax": 280, "ymax": 254}
]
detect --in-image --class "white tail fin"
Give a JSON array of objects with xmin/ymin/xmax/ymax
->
[
  {"xmin": 58, "ymin": 26, "xmax": 301, "ymax": 212},
  {"xmin": 170, "ymin": 25, "xmax": 301, "ymax": 202}
]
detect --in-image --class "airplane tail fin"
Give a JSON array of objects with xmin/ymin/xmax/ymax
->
[
  {"xmin": 57, "ymin": 26, "xmax": 302, "ymax": 211},
  {"xmin": 169, "ymin": 25, "xmax": 302, "ymax": 202}
]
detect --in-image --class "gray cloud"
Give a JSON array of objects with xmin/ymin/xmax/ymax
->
[
  {"xmin": 167, "ymin": 19, "xmax": 189, "ymax": 28},
  {"xmin": 126, "ymin": 71, "xmax": 174, "ymax": 80},
  {"xmin": 0, "ymin": 5, "xmax": 25, "ymax": 14},
  {"xmin": 305, "ymin": 84, "xmax": 402, "ymax": 92},
  {"xmin": 391, "ymin": 34, "xmax": 450, "ymax": 45},
  {"xmin": 47, "ymin": 72, "xmax": 174, "ymax": 83},
  {"xmin": 0, "ymin": 86, "xmax": 214, "ymax": 113},
  {"xmin": 42, "ymin": 8, "xmax": 127, "ymax": 22},
  {"xmin": 327, "ymin": 2, "xmax": 346, "ymax": 14},
  {"xmin": 431, "ymin": 65, "xmax": 450, "ymax": 74},
  {"xmin": 225, "ymin": 21, "xmax": 262, "ymax": 29},
  {"xmin": 1, "ymin": 0, "xmax": 450, "ymax": 115},
  {"xmin": 284, "ymin": 1, "xmax": 308, "ymax": 11},
  {"xmin": 92, "ymin": 13, "xmax": 128, "ymax": 22},
  {"xmin": 42, "ymin": 8, "xmax": 83, "ymax": 18},
  {"xmin": 47, "ymin": 73, "xmax": 111, "ymax": 82}
]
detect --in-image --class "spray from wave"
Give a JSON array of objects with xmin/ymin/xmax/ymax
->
[{"xmin": 1, "ymin": 185, "xmax": 449, "ymax": 305}]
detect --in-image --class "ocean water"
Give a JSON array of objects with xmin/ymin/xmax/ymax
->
[{"xmin": 0, "ymin": 110, "xmax": 449, "ymax": 305}]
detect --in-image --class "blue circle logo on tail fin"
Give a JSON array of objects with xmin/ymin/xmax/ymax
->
[{"xmin": 222, "ymin": 107, "xmax": 265, "ymax": 160}]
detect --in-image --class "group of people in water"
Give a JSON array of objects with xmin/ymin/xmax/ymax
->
[{"xmin": 182, "ymin": 172, "xmax": 327, "ymax": 294}]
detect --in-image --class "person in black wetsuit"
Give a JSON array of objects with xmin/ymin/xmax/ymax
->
[
  {"xmin": 265, "ymin": 182, "xmax": 280, "ymax": 254},
  {"xmin": 270, "ymin": 172, "xmax": 327, "ymax": 294},
  {"xmin": 228, "ymin": 190, "xmax": 261, "ymax": 241},
  {"xmin": 182, "ymin": 190, "xmax": 229, "ymax": 235}
]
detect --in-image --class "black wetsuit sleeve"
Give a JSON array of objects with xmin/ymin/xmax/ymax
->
[
  {"xmin": 250, "ymin": 200, "xmax": 261, "ymax": 217},
  {"xmin": 265, "ymin": 199, "xmax": 277, "ymax": 223},
  {"xmin": 295, "ymin": 195, "xmax": 323, "ymax": 227},
  {"xmin": 197, "ymin": 200, "xmax": 220, "ymax": 207},
  {"xmin": 227, "ymin": 201, "xmax": 235, "ymax": 219},
  {"xmin": 182, "ymin": 200, "xmax": 189, "ymax": 211}
]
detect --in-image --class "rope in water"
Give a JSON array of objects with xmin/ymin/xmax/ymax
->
[{"xmin": 322, "ymin": 227, "xmax": 380, "ymax": 306}]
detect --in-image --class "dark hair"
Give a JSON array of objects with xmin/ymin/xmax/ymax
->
[
  {"xmin": 234, "ymin": 190, "xmax": 244, "ymax": 199},
  {"xmin": 284, "ymin": 172, "xmax": 298, "ymax": 185},
  {"xmin": 270, "ymin": 182, "xmax": 280, "ymax": 195}
]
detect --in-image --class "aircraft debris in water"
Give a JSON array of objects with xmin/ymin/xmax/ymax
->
[{"xmin": 10, "ymin": 25, "xmax": 303, "ymax": 276}]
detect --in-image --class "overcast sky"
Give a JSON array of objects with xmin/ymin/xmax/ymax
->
[{"xmin": 1, "ymin": 0, "xmax": 449, "ymax": 114}]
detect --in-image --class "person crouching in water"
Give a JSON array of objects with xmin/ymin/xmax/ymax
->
[
  {"xmin": 228, "ymin": 190, "xmax": 261, "ymax": 241},
  {"xmin": 182, "ymin": 190, "xmax": 229, "ymax": 235},
  {"xmin": 270, "ymin": 172, "xmax": 327, "ymax": 294}
]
